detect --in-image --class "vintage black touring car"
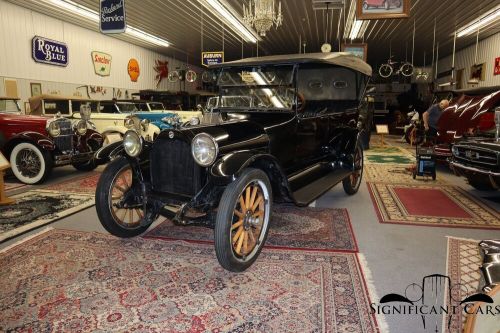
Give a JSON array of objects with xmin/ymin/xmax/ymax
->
[{"xmin": 95, "ymin": 53, "xmax": 372, "ymax": 271}]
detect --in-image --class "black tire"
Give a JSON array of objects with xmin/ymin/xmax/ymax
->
[
  {"xmin": 343, "ymin": 142, "xmax": 363, "ymax": 195},
  {"xmin": 214, "ymin": 168, "xmax": 272, "ymax": 272},
  {"xmin": 9, "ymin": 141, "xmax": 52, "ymax": 184},
  {"xmin": 467, "ymin": 175, "xmax": 497, "ymax": 191},
  {"xmin": 95, "ymin": 157, "xmax": 150, "ymax": 237}
]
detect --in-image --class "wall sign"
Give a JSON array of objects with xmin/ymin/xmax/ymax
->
[
  {"xmin": 341, "ymin": 43, "xmax": 367, "ymax": 61},
  {"xmin": 154, "ymin": 60, "xmax": 169, "ymax": 87},
  {"xmin": 92, "ymin": 51, "xmax": 112, "ymax": 76},
  {"xmin": 32, "ymin": 36, "xmax": 68, "ymax": 67},
  {"xmin": 202, "ymin": 52, "xmax": 224, "ymax": 67},
  {"xmin": 495, "ymin": 57, "xmax": 500, "ymax": 76},
  {"xmin": 128, "ymin": 58, "xmax": 140, "ymax": 82},
  {"xmin": 100, "ymin": 0, "xmax": 126, "ymax": 33}
]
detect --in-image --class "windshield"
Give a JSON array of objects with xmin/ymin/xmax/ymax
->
[
  {"xmin": 116, "ymin": 103, "xmax": 138, "ymax": 112},
  {"xmin": 0, "ymin": 99, "xmax": 21, "ymax": 113},
  {"xmin": 216, "ymin": 65, "xmax": 294, "ymax": 110},
  {"xmin": 148, "ymin": 102, "xmax": 165, "ymax": 111}
]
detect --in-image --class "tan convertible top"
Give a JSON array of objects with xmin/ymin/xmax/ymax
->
[
  {"xmin": 29, "ymin": 94, "xmax": 93, "ymax": 115},
  {"xmin": 210, "ymin": 52, "xmax": 372, "ymax": 76}
]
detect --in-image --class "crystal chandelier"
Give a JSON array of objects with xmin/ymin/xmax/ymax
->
[{"xmin": 243, "ymin": 0, "xmax": 283, "ymax": 37}]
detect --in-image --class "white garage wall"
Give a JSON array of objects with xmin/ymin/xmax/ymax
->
[
  {"xmin": 0, "ymin": 0, "xmax": 201, "ymax": 109},
  {"xmin": 436, "ymin": 32, "xmax": 500, "ymax": 88}
]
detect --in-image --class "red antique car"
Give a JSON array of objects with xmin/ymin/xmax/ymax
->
[
  {"xmin": 0, "ymin": 100, "xmax": 103, "ymax": 184},
  {"xmin": 363, "ymin": 0, "xmax": 402, "ymax": 10},
  {"xmin": 434, "ymin": 87, "xmax": 500, "ymax": 159}
]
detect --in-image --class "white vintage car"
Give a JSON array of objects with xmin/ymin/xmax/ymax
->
[{"xmin": 28, "ymin": 95, "xmax": 157, "ymax": 144}]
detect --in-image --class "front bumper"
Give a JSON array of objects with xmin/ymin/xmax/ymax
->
[
  {"xmin": 54, "ymin": 151, "xmax": 95, "ymax": 166},
  {"xmin": 449, "ymin": 160, "xmax": 500, "ymax": 189}
]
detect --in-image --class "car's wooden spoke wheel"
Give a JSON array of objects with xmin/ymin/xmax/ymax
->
[
  {"xmin": 231, "ymin": 182, "xmax": 266, "ymax": 258},
  {"xmin": 350, "ymin": 146, "xmax": 363, "ymax": 188},
  {"xmin": 109, "ymin": 167, "xmax": 143, "ymax": 229}
]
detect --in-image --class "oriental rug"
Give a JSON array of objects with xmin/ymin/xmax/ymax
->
[
  {"xmin": 0, "ymin": 229, "xmax": 379, "ymax": 333},
  {"xmin": 367, "ymin": 182, "xmax": 500, "ymax": 229},
  {"xmin": 445, "ymin": 237, "xmax": 482, "ymax": 333},
  {"xmin": 146, "ymin": 206, "xmax": 358, "ymax": 252},
  {"xmin": 0, "ymin": 190, "xmax": 94, "ymax": 242},
  {"xmin": 365, "ymin": 154, "xmax": 414, "ymax": 165},
  {"xmin": 364, "ymin": 164, "xmax": 447, "ymax": 184},
  {"xmin": 42, "ymin": 172, "xmax": 101, "ymax": 195}
]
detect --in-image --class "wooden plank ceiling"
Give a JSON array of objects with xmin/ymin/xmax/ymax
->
[{"xmin": 10, "ymin": 0, "xmax": 500, "ymax": 67}]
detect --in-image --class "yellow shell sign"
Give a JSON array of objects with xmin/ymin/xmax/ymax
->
[{"xmin": 128, "ymin": 58, "xmax": 140, "ymax": 82}]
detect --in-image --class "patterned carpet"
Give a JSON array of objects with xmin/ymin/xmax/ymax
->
[
  {"xmin": 367, "ymin": 183, "xmax": 500, "ymax": 229},
  {"xmin": 4, "ymin": 181, "xmax": 28, "ymax": 192},
  {"xmin": 445, "ymin": 237, "xmax": 482, "ymax": 333},
  {"xmin": 364, "ymin": 164, "xmax": 447, "ymax": 184},
  {"xmin": 146, "ymin": 206, "xmax": 358, "ymax": 252},
  {"xmin": 0, "ymin": 190, "xmax": 94, "ymax": 242},
  {"xmin": 365, "ymin": 154, "xmax": 414, "ymax": 165},
  {"xmin": 0, "ymin": 229, "xmax": 379, "ymax": 332},
  {"xmin": 42, "ymin": 172, "xmax": 101, "ymax": 195}
]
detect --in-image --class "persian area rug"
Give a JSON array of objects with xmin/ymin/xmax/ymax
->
[
  {"xmin": 0, "ymin": 190, "xmax": 94, "ymax": 242},
  {"xmin": 364, "ymin": 164, "xmax": 447, "ymax": 184},
  {"xmin": 445, "ymin": 237, "xmax": 482, "ymax": 333},
  {"xmin": 0, "ymin": 229, "xmax": 379, "ymax": 333},
  {"xmin": 365, "ymin": 154, "xmax": 414, "ymax": 165},
  {"xmin": 367, "ymin": 182, "xmax": 500, "ymax": 229},
  {"xmin": 42, "ymin": 172, "xmax": 101, "ymax": 195},
  {"xmin": 146, "ymin": 206, "xmax": 358, "ymax": 252}
]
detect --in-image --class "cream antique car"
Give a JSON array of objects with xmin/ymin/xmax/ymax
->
[{"xmin": 29, "ymin": 95, "xmax": 157, "ymax": 144}]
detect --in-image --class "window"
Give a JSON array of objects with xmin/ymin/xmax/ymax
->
[
  {"xmin": 100, "ymin": 103, "xmax": 118, "ymax": 113},
  {"xmin": 43, "ymin": 100, "xmax": 70, "ymax": 115}
]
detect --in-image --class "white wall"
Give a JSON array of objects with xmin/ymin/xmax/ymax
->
[
  {"xmin": 436, "ymin": 33, "xmax": 500, "ymax": 88},
  {"xmin": 0, "ymin": 0, "xmax": 202, "ymax": 110}
]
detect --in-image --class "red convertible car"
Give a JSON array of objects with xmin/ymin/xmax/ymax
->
[
  {"xmin": 434, "ymin": 87, "xmax": 500, "ymax": 159},
  {"xmin": 0, "ymin": 101, "xmax": 103, "ymax": 184},
  {"xmin": 363, "ymin": 0, "xmax": 402, "ymax": 10}
]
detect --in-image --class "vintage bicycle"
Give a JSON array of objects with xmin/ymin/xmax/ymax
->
[{"xmin": 378, "ymin": 57, "xmax": 414, "ymax": 78}]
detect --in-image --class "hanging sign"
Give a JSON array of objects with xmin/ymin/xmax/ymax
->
[
  {"xmin": 202, "ymin": 52, "xmax": 224, "ymax": 67},
  {"xmin": 495, "ymin": 57, "xmax": 500, "ymax": 76},
  {"xmin": 128, "ymin": 58, "xmax": 140, "ymax": 82},
  {"xmin": 91, "ymin": 51, "xmax": 112, "ymax": 76},
  {"xmin": 32, "ymin": 36, "xmax": 68, "ymax": 67},
  {"xmin": 100, "ymin": 0, "xmax": 126, "ymax": 33}
]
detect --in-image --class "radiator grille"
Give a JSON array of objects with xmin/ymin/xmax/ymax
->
[
  {"xmin": 454, "ymin": 146, "xmax": 499, "ymax": 167},
  {"xmin": 53, "ymin": 119, "xmax": 73, "ymax": 152},
  {"xmin": 150, "ymin": 138, "xmax": 203, "ymax": 196}
]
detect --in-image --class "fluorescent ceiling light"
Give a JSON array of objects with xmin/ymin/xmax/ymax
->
[
  {"xmin": 200, "ymin": 0, "xmax": 258, "ymax": 43},
  {"xmin": 457, "ymin": 5, "xmax": 500, "ymax": 37},
  {"xmin": 349, "ymin": 20, "xmax": 362, "ymax": 40},
  {"xmin": 45, "ymin": 0, "xmax": 170, "ymax": 47}
]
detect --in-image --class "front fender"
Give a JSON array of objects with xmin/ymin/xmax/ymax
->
[
  {"xmin": 93, "ymin": 140, "xmax": 152, "ymax": 166},
  {"xmin": 7, "ymin": 132, "xmax": 55, "ymax": 152},
  {"xmin": 151, "ymin": 121, "xmax": 172, "ymax": 131}
]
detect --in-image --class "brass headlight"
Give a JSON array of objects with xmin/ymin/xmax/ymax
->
[
  {"xmin": 140, "ymin": 119, "xmax": 150, "ymax": 132},
  {"xmin": 47, "ymin": 121, "xmax": 60, "ymax": 137},
  {"xmin": 75, "ymin": 120, "xmax": 87, "ymax": 135},
  {"xmin": 190, "ymin": 117, "xmax": 200, "ymax": 126},
  {"xmin": 123, "ymin": 130, "xmax": 142, "ymax": 157},
  {"xmin": 191, "ymin": 133, "xmax": 218, "ymax": 167}
]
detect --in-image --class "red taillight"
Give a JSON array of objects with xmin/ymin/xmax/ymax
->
[{"xmin": 477, "ymin": 112, "xmax": 495, "ymax": 131}]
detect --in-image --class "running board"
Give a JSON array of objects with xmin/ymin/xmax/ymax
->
[{"xmin": 292, "ymin": 169, "xmax": 351, "ymax": 206}]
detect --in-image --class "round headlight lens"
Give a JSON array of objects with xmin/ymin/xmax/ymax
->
[
  {"xmin": 47, "ymin": 121, "xmax": 60, "ymax": 137},
  {"xmin": 190, "ymin": 117, "xmax": 200, "ymax": 126},
  {"xmin": 191, "ymin": 133, "xmax": 218, "ymax": 167},
  {"xmin": 140, "ymin": 119, "xmax": 150, "ymax": 132},
  {"xmin": 75, "ymin": 120, "xmax": 87, "ymax": 135},
  {"xmin": 123, "ymin": 130, "xmax": 142, "ymax": 157}
]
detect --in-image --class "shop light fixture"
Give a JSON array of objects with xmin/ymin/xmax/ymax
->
[
  {"xmin": 199, "ymin": 0, "xmax": 259, "ymax": 43},
  {"xmin": 456, "ymin": 5, "xmax": 500, "ymax": 38},
  {"xmin": 44, "ymin": 0, "xmax": 170, "ymax": 47},
  {"xmin": 349, "ymin": 20, "xmax": 363, "ymax": 40}
]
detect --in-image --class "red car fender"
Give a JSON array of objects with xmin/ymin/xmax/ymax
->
[{"xmin": 5, "ymin": 131, "xmax": 55, "ymax": 153}]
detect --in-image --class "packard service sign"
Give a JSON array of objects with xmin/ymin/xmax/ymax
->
[
  {"xmin": 32, "ymin": 36, "xmax": 68, "ymax": 67},
  {"xmin": 202, "ymin": 52, "xmax": 224, "ymax": 67},
  {"xmin": 100, "ymin": 0, "xmax": 126, "ymax": 33},
  {"xmin": 92, "ymin": 51, "xmax": 112, "ymax": 76}
]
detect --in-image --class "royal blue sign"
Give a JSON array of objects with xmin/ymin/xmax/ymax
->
[
  {"xmin": 202, "ymin": 52, "xmax": 224, "ymax": 67},
  {"xmin": 100, "ymin": 0, "xmax": 126, "ymax": 33},
  {"xmin": 32, "ymin": 36, "xmax": 68, "ymax": 67}
]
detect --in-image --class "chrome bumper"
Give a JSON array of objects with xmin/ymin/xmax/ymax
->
[
  {"xmin": 54, "ymin": 151, "xmax": 94, "ymax": 166},
  {"xmin": 449, "ymin": 160, "xmax": 500, "ymax": 189}
]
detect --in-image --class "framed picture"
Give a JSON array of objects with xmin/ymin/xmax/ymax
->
[
  {"xmin": 341, "ymin": 43, "xmax": 367, "ymax": 61},
  {"xmin": 30, "ymin": 82, "xmax": 42, "ymax": 97},
  {"xmin": 470, "ymin": 63, "xmax": 486, "ymax": 82},
  {"xmin": 356, "ymin": 0, "xmax": 410, "ymax": 20}
]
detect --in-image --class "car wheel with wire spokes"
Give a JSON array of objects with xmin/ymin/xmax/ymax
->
[
  {"xmin": 95, "ymin": 157, "xmax": 149, "ymax": 237},
  {"xmin": 343, "ymin": 142, "xmax": 363, "ymax": 195},
  {"xmin": 9, "ymin": 142, "xmax": 52, "ymax": 184},
  {"xmin": 214, "ymin": 168, "xmax": 272, "ymax": 272}
]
